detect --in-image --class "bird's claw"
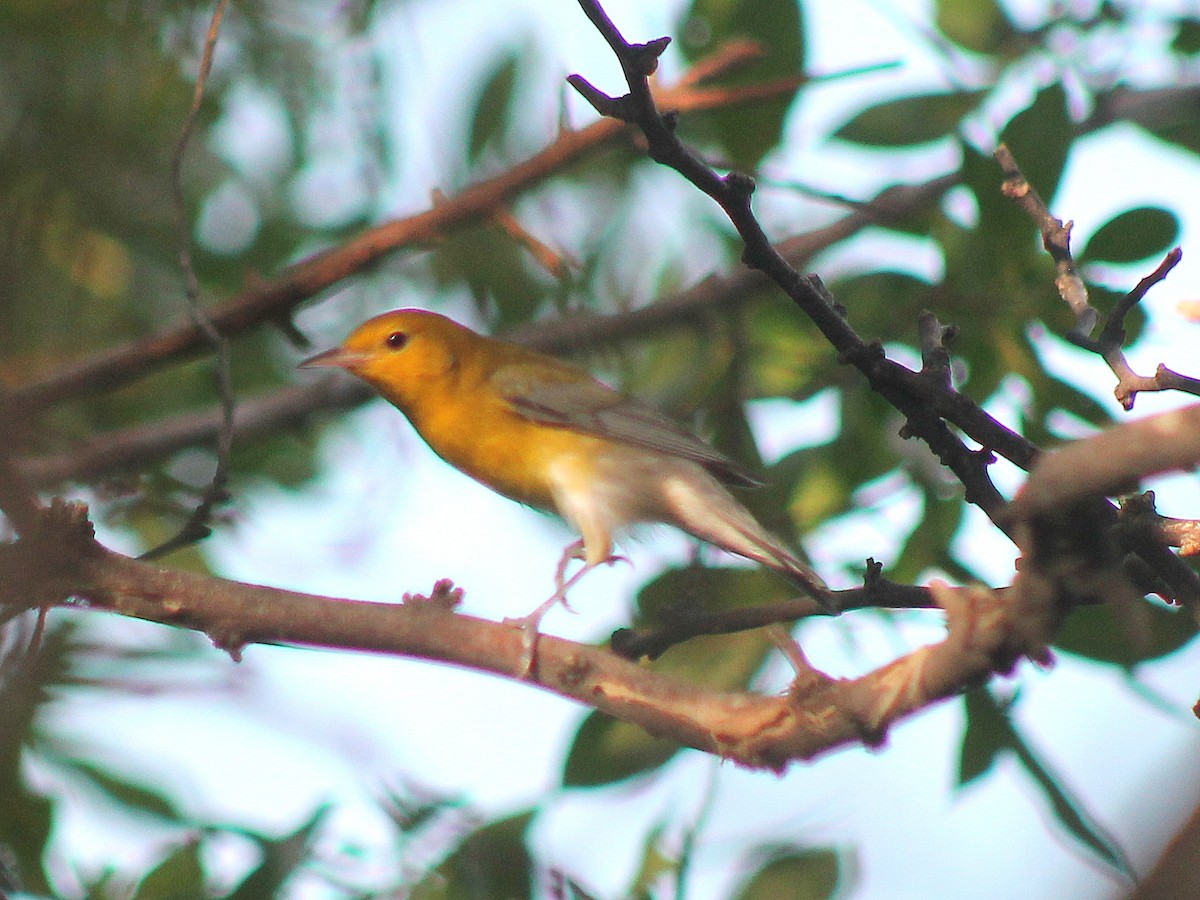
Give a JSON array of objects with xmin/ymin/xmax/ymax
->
[
  {"xmin": 507, "ymin": 545, "xmax": 626, "ymax": 678},
  {"xmin": 504, "ymin": 606, "xmax": 554, "ymax": 680}
]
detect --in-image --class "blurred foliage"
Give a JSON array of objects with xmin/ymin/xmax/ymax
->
[
  {"xmin": 2, "ymin": 0, "xmax": 1200, "ymax": 895},
  {"xmin": 678, "ymin": 0, "xmax": 806, "ymax": 170},
  {"xmin": 731, "ymin": 847, "xmax": 845, "ymax": 900},
  {"xmin": 958, "ymin": 688, "xmax": 1134, "ymax": 878}
]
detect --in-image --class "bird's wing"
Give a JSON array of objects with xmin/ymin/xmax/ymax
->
[{"xmin": 493, "ymin": 363, "xmax": 760, "ymax": 487}]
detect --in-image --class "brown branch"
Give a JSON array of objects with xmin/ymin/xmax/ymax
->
[
  {"xmin": 1156, "ymin": 516, "xmax": 1200, "ymax": 558},
  {"xmin": 995, "ymin": 145, "xmax": 1196, "ymax": 411},
  {"xmin": 1118, "ymin": 492, "xmax": 1200, "ymax": 558},
  {"xmin": 1009, "ymin": 404, "xmax": 1200, "ymax": 618},
  {"xmin": 1013, "ymin": 405, "xmax": 1200, "ymax": 517},
  {"xmin": 0, "ymin": 448, "xmax": 42, "ymax": 539},
  {"xmin": 14, "ymin": 175, "xmax": 956, "ymax": 491},
  {"xmin": 5, "ymin": 43, "xmax": 799, "ymax": 414},
  {"xmin": 489, "ymin": 206, "xmax": 577, "ymax": 280},
  {"xmin": 16, "ymin": 377, "xmax": 369, "ymax": 489},
  {"xmin": 0, "ymin": 391, "xmax": 45, "ymax": 536},
  {"xmin": 0, "ymin": 500, "xmax": 1033, "ymax": 769},
  {"xmin": 994, "ymin": 143, "xmax": 1097, "ymax": 333}
]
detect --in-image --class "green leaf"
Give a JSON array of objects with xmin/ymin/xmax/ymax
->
[
  {"xmin": 1010, "ymin": 725, "xmax": 1134, "ymax": 879},
  {"xmin": 636, "ymin": 565, "xmax": 791, "ymax": 622},
  {"xmin": 958, "ymin": 690, "xmax": 1134, "ymax": 878},
  {"xmin": 958, "ymin": 142, "xmax": 1033, "ymax": 269},
  {"xmin": 132, "ymin": 838, "xmax": 207, "ymax": 900},
  {"xmin": 562, "ymin": 708, "xmax": 684, "ymax": 788},
  {"xmin": 468, "ymin": 51, "xmax": 520, "ymax": 162},
  {"xmin": 0, "ymin": 622, "xmax": 80, "ymax": 895},
  {"xmin": 733, "ymin": 848, "xmax": 843, "ymax": 900},
  {"xmin": 827, "ymin": 271, "xmax": 932, "ymax": 341},
  {"xmin": 424, "ymin": 812, "xmax": 534, "ymax": 900},
  {"xmin": 891, "ymin": 485, "xmax": 965, "ymax": 585},
  {"xmin": 1079, "ymin": 207, "xmax": 1180, "ymax": 265},
  {"xmin": 1173, "ymin": 18, "xmax": 1200, "ymax": 55},
  {"xmin": 226, "ymin": 805, "xmax": 328, "ymax": 900},
  {"xmin": 678, "ymin": 0, "xmax": 805, "ymax": 169},
  {"xmin": 1000, "ymin": 83, "xmax": 1072, "ymax": 205},
  {"xmin": 57, "ymin": 758, "xmax": 181, "ymax": 822},
  {"xmin": 627, "ymin": 823, "xmax": 678, "ymax": 899},
  {"xmin": 774, "ymin": 447, "xmax": 854, "ymax": 532},
  {"xmin": 835, "ymin": 91, "xmax": 986, "ymax": 147},
  {"xmin": 748, "ymin": 299, "xmax": 832, "ymax": 399},
  {"xmin": 958, "ymin": 687, "xmax": 1006, "ymax": 786},
  {"xmin": 1024, "ymin": 367, "xmax": 1116, "ymax": 448},
  {"xmin": 429, "ymin": 223, "xmax": 547, "ymax": 328},
  {"xmin": 0, "ymin": 786, "xmax": 52, "ymax": 896},
  {"xmin": 1053, "ymin": 601, "xmax": 1197, "ymax": 668},
  {"xmin": 935, "ymin": 0, "xmax": 1017, "ymax": 55}
]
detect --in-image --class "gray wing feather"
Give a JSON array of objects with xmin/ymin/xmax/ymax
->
[{"xmin": 494, "ymin": 364, "xmax": 760, "ymax": 487}]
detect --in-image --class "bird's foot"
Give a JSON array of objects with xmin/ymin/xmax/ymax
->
[
  {"xmin": 505, "ymin": 546, "xmax": 626, "ymax": 678},
  {"xmin": 504, "ymin": 592, "xmax": 564, "ymax": 680}
]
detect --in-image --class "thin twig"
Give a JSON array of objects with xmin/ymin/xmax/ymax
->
[
  {"xmin": 612, "ymin": 572, "xmax": 933, "ymax": 660},
  {"xmin": 142, "ymin": 0, "xmax": 233, "ymax": 560},
  {"xmin": 995, "ymin": 145, "xmax": 1197, "ymax": 411},
  {"xmin": 994, "ymin": 144, "xmax": 1097, "ymax": 334},
  {"xmin": 918, "ymin": 310, "xmax": 956, "ymax": 387}
]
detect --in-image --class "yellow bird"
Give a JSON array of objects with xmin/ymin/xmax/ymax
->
[{"xmin": 300, "ymin": 309, "xmax": 830, "ymax": 634}]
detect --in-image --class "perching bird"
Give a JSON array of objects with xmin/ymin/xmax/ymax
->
[{"xmin": 299, "ymin": 309, "xmax": 830, "ymax": 643}]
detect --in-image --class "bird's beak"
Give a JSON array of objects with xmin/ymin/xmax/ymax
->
[{"xmin": 297, "ymin": 347, "xmax": 370, "ymax": 371}]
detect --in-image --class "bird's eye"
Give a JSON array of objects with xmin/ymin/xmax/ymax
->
[{"xmin": 385, "ymin": 331, "xmax": 408, "ymax": 350}]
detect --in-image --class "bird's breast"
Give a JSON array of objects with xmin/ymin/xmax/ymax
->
[{"xmin": 406, "ymin": 392, "xmax": 569, "ymax": 511}]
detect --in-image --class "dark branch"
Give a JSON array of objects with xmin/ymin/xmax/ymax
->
[
  {"xmin": 613, "ymin": 566, "xmax": 935, "ymax": 661},
  {"xmin": 570, "ymin": 0, "xmax": 1019, "ymax": 533}
]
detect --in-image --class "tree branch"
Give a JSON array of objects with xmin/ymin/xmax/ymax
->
[
  {"xmin": 568, "ymin": 0, "xmax": 1200, "ymax": 611},
  {"xmin": 5, "ymin": 43, "xmax": 801, "ymax": 414},
  {"xmin": 0, "ymin": 501, "xmax": 1030, "ymax": 769},
  {"xmin": 995, "ymin": 144, "xmax": 1197, "ymax": 411},
  {"xmin": 568, "ymin": 1, "xmax": 1015, "ymax": 531},
  {"xmin": 0, "ymin": 391, "xmax": 45, "ymax": 537},
  {"xmin": 613, "ymin": 563, "xmax": 935, "ymax": 661},
  {"xmin": 14, "ymin": 176, "xmax": 956, "ymax": 490}
]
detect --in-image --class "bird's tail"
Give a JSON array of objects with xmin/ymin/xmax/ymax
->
[
  {"xmin": 737, "ymin": 526, "xmax": 834, "ymax": 611},
  {"xmin": 660, "ymin": 470, "xmax": 834, "ymax": 612}
]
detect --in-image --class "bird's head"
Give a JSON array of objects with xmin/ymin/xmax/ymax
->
[{"xmin": 298, "ymin": 308, "xmax": 471, "ymax": 408}]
